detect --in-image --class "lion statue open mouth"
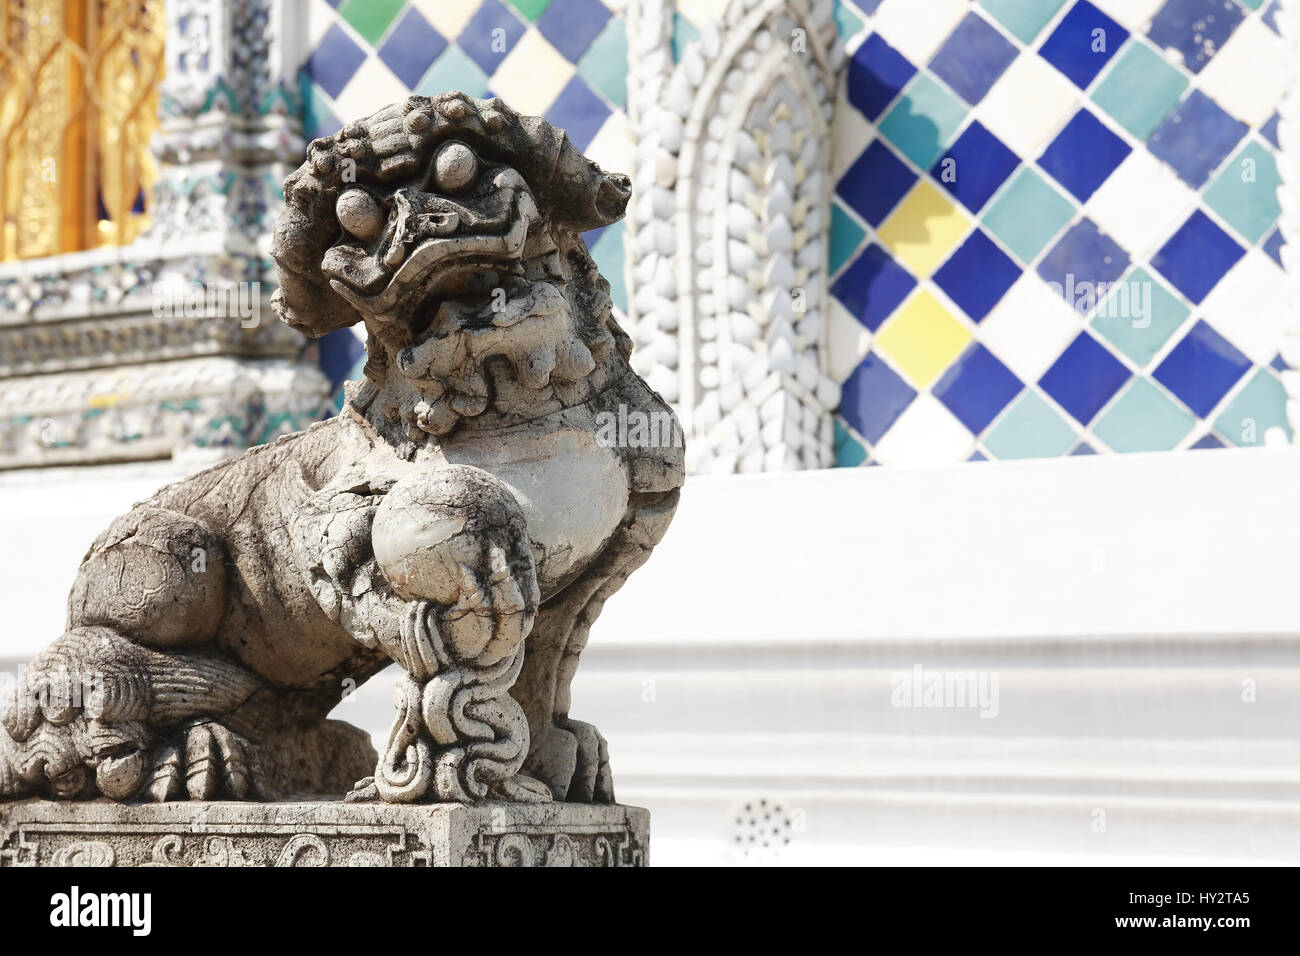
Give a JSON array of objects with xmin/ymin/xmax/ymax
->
[{"xmin": 0, "ymin": 93, "xmax": 682, "ymax": 807}]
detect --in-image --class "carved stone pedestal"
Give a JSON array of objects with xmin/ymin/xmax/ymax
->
[{"xmin": 0, "ymin": 799, "xmax": 648, "ymax": 867}]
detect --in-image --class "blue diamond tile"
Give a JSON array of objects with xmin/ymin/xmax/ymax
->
[
  {"xmin": 931, "ymin": 121, "xmax": 1020, "ymax": 212},
  {"xmin": 928, "ymin": 12, "xmax": 1019, "ymax": 105},
  {"xmin": 837, "ymin": 140, "xmax": 917, "ymax": 227},
  {"xmin": 1271, "ymin": 352, "xmax": 1290, "ymax": 373},
  {"xmin": 1148, "ymin": 0, "xmax": 1245, "ymax": 74},
  {"xmin": 847, "ymin": 33, "xmax": 917, "ymax": 120},
  {"xmin": 1151, "ymin": 210, "xmax": 1245, "ymax": 304},
  {"xmin": 934, "ymin": 343, "xmax": 1024, "ymax": 433},
  {"xmin": 1038, "ymin": 220, "xmax": 1131, "ymax": 308},
  {"xmin": 544, "ymin": 76, "xmax": 611, "ymax": 151},
  {"xmin": 1038, "ymin": 109, "xmax": 1131, "ymax": 202},
  {"xmin": 1261, "ymin": 112, "xmax": 1281, "ymax": 149},
  {"xmin": 1191, "ymin": 432, "xmax": 1226, "ymax": 449},
  {"xmin": 1071, "ymin": 441, "xmax": 1098, "ymax": 455},
  {"xmin": 458, "ymin": 0, "xmax": 527, "ymax": 76},
  {"xmin": 1154, "ymin": 319, "xmax": 1250, "ymax": 416},
  {"xmin": 840, "ymin": 353, "xmax": 918, "ymax": 444},
  {"xmin": 1038, "ymin": 1, "xmax": 1128, "ymax": 89},
  {"xmin": 1263, "ymin": 0, "xmax": 1281, "ymax": 33},
  {"xmin": 377, "ymin": 8, "xmax": 447, "ymax": 88},
  {"xmin": 1147, "ymin": 89, "xmax": 1247, "ymax": 188},
  {"xmin": 933, "ymin": 229, "xmax": 1022, "ymax": 321},
  {"xmin": 538, "ymin": 0, "xmax": 612, "ymax": 62},
  {"xmin": 319, "ymin": 327, "xmax": 367, "ymax": 391},
  {"xmin": 1263, "ymin": 227, "xmax": 1285, "ymax": 268},
  {"xmin": 831, "ymin": 244, "xmax": 918, "ymax": 332},
  {"xmin": 1039, "ymin": 332, "xmax": 1131, "ymax": 424},
  {"xmin": 303, "ymin": 24, "xmax": 366, "ymax": 99}
]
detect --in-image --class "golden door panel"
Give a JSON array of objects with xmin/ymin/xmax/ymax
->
[{"xmin": 0, "ymin": 0, "xmax": 165, "ymax": 261}]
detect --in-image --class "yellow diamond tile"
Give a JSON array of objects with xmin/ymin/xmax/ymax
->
[
  {"xmin": 875, "ymin": 290, "xmax": 971, "ymax": 388},
  {"xmin": 876, "ymin": 181, "xmax": 971, "ymax": 278}
]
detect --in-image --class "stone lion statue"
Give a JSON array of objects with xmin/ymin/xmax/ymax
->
[{"xmin": 0, "ymin": 93, "xmax": 683, "ymax": 806}]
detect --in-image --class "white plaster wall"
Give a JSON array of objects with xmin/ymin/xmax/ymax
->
[{"xmin": 2, "ymin": 448, "xmax": 1298, "ymax": 865}]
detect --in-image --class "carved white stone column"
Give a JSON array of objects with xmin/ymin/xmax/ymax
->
[{"xmin": 626, "ymin": 0, "xmax": 845, "ymax": 473}]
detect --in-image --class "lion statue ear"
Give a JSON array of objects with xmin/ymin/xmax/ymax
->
[{"xmin": 269, "ymin": 93, "xmax": 632, "ymax": 340}]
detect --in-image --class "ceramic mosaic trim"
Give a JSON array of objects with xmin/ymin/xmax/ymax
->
[
  {"xmin": 829, "ymin": 0, "xmax": 1294, "ymax": 466},
  {"xmin": 1275, "ymin": 0, "xmax": 1300, "ymax": 440}
]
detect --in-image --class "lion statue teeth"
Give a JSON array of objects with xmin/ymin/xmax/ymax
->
[{"xmin": 0, "ymin": 93, "xmax": 683, "ymax": 806}]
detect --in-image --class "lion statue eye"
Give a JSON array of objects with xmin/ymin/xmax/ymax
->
[
  {"xmin": 335, "ymin": 188, "xmax": 384, "ymax": 242},
  {"xmin": 434, "ymin": 141, "xmax": 478, "ymax": 194}
]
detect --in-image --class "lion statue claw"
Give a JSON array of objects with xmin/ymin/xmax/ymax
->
[{"xmin": 0, "ymin": 93, "xmax": 683, "ymax": 805}]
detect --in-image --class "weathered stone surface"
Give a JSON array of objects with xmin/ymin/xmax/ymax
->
[
  {"xmin": 0, "ymin": 798, "xmax": 647, "ymax": 867},
  {"xmin": 0, "ymin": 92, "xmax": 684, "ymax": 809}
]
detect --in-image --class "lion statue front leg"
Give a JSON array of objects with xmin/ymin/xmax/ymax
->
[{"xmin": 292, "ymin": 464, "xmax": 553, "ymax": 804}]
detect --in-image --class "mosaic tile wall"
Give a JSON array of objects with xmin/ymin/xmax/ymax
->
[
  {"xmin": 295, "ymin": 0, "xmax": 1294, "ymax": 466},
  {"xmin": 829, "ymin": 0, "xmax": 1293, "ymax": 465}
]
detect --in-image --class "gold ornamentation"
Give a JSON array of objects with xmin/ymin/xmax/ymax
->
[{"xmin": 0, "ymin": 0, "xmax": 164, "ymax": 260}]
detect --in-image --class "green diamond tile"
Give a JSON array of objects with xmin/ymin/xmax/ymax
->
[
  {"xmin": 1237, "ymin": 0, "xmax": 1266, "ymax": 9},
  {"xmin": 340, "ymin": 0, "xmax": 406, "ymax": 46},
  {"xmin": 1093, "ymin": 378, "xmax": 1195, "ymax": 452},
  {"xmin": 1091, "ymin": 268, "xmax": 1192, "ymax": 366},
  {"xmin": 830, "ymin": 201, "xmax": 868, "ymax": 276},
  {"xmin": 834, "ymin": 417, "xmax": 869, "ymax": 467},
  {"xmin": 1213, "ymin": 368, "xmax": 1292, "ymax": 445},
  {"xmin": 508, "ymin": 0, "xmax": 554, "ymax": 21},
  {"xmin": 578, "ymin": 17, "xmax": 628, "ymax": 108},
  {"xmin": 417, "ymin": 46, "xmax": 491, "ymax": 100},
  {"xmin": 878, "ymin": 73, "xmax": 967, "ymax": 170},
  {"xmin": 982, "ymin": 168, "xmax": 1076, "ymax": 264},
  {"xmin": 1091, "ymin": 41, "xmax": 1189, "ymax": 141},
  {"xmin": 984, "ymin": 391, "xmax": 1077, "ymax": 460},
  {"xmin": 980, "ymin": 0, "xmax": 1067, "ymax": 44},
  {"xmin": 1203, "ymin": 141, "xmax": 1283, "ymax": 244}
]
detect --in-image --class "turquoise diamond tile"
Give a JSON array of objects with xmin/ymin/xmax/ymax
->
[
  {"xmin": 416, "ymin": 46, "xmax": 492, "ymax": 99},
  {"xmin": 672, "ymin": 11, "xmax": 700, "ymax": 63},
  {"xmin": 981, "ymin": 168, "xmax": 1076, "ymax": 264},
  {"xmin": 834, "ymin": 417, "xmax": 870, "ymax": 467},
  {"xmin": 340, "ymin": 0, "xmax": 406, "ymax": 46},
  {"xmin": 590, "ymin": 221, "xmax": 627, "ymax": 312},
  {"xmin": 979, "ymin": 0, "xmax": 1067, "ymax": 44},
  {"xmin": 878, "ymin": 73, "xmax": 967, "ymax": 169},
  {"xmin": 1090, "ymin": 268, "xmax": 1191, "ymax": 366},
  {"xmin": 1090, "ymin": 41, "xmax": 1188, "ymax": 140},
  {"xmin": 984, "ymin": 391, "xmax": 1078, "ymax": 459},
  {"xmin": 830, "ymin": 201, "xmax": 869, "ymax": 276},
  {"xmin": 1092, "ymin": 377, "xmax": 1195, "ymax": 452},
  {"xmin": 578, "ymin": 17, "xmax": 628, "ymax": 108},
  {"xmin": 834, "ymin": 1, "xmax": 867, "ymax": 41},
  {"xmin": 1213, "ymin": 367, "xmax": 1292, "ymax": 445},
  {"xmin": 1203, "ymin": 141, "xmax": 1283, "ymax": 244}
]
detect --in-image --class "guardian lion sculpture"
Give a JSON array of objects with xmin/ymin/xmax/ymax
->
[{"xmin": 0, "ymin": 93, "xmax": 683, "ymax": 806}]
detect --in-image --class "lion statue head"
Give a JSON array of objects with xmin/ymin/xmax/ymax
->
[{"xmin": 271, "ymin": 92, "xmax": 635, "ymax": 446}]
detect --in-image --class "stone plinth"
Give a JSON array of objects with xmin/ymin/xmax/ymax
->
[{"xmin": 0, "ymin": 799, "xmax": 647, "ymax": 867}]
